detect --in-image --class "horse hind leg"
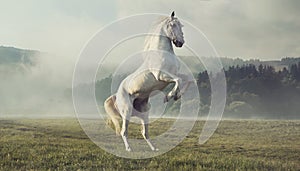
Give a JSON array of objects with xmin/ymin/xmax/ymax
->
[
  {"xmin": 120, "ymin": 104, "xmax": 132, "ymax": 151},
  {"xmin": 115, "ymin": 88, "xmax": 133, "ymax": 152},
  {"xmin": 121, "ymin": 116, "xmax": 131, "ymax": 151},
  {"xmin": 141, "ymin": 116, "xmax": 158, "ymax": 151},
  {"xmin": 104, "ymin": 95, "xmax": 121, "ymax": 136},
  {"xmin": 136, "ymin": 99, "xmax": 158, "ymax": 151}
]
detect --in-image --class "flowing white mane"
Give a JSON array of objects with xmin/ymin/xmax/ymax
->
[
  {"xmin": 143, "ymin": 16, "xmax": 170, "ymax": 51},
  {"xmin": 143, "ymin": 16, "xmax": 184, "ymax": 52}
]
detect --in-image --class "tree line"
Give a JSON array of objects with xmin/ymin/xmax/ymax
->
[
  {"xmin": 95, "ymin": 61, "xmax": 300, "ymax": 119},
  {"xmin": 198, "ymin": 62, "xmax": 300, "ymax": 119}
]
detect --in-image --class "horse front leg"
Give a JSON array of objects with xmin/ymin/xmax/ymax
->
[
  {"xmin": 164, "ymin": 77, "xmax": 182, "ymax": 103},
  {"xmin": 157, "ymin": 72, "xmax": 191, "ymax": 102},
  {"xmin": 173, "ymin": 73, "xmax": 193, "ymax": 101}
]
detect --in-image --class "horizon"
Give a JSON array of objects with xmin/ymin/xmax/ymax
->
[{"xmin": 1, "ymin": 45, "xmax": 299, "ymax": 62}]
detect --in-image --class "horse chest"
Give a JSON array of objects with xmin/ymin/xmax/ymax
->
[{"xmin": 160, "ymin": 54, "xmax": 180, "ymax": 73}]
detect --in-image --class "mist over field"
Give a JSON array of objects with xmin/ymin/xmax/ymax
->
[
  {"xmin": 0, "ymin": 46, "xmax": 74, "ymax": 117},
  {"xmin": 1, "ymin": 46, "xmax": 300, "ymax": 119}
]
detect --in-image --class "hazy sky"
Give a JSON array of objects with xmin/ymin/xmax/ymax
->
[{"xmin": 1, "ymin": 0, "xmax": 299, "ymax": 60}]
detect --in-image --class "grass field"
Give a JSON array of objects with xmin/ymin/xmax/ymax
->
[{"xmin": 0, "ymin": 118, "xmax": 299, "ymax": 170}]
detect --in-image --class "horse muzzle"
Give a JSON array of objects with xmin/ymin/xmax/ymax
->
[{"xmin": 173, "ymin": 39, "xmax": 184, "ymax": 47}]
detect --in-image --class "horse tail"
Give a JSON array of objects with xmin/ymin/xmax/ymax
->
[{"xmin": 104, "ymin": 94, "xmax": 122, "ymax": 136}]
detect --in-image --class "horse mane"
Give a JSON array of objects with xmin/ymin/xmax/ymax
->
[{"xmin": 143, "ymin": 16, "xmax": 170, "ymax": 51}]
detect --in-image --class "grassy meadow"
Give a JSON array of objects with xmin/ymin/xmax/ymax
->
[{"xmin": 0, "ymin": 118, "xmax": 299, "ymax": 170}]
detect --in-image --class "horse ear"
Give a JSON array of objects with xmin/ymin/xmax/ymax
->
[{"xmin": 171, "ymin": 11, "xmax": 175, "ymax": 18}]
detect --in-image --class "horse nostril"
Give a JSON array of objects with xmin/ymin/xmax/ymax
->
[
  {"xmin": 173, "ymin": 39, "xmax": 177, "ymax": 45},
  {"xmin": 178, "ymin": 42, "xmax": 183, "ymax": 47},
  {"xmin": 173, "ymin": 39, "xmax": 183, "ymax": 47}
]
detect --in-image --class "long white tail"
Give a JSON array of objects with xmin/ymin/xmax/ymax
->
[{"xmin": 104, "ymin": 95, "xmax": 122, "ymax": 135}]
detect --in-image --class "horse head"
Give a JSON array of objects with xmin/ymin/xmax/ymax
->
[{"xmin": 166, "ymin": 11, "xmax": 185, "ymax": 47}]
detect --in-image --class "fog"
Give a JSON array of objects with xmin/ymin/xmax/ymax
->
[{"xmin": 0, "ymin": 52, "xmax": 74, "ymax": 117}]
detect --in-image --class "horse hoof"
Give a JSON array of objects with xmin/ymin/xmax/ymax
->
[
  {"xmin": 150, "ymin": 146, "xmax": 159, "ymax": 151},
  {"xmin": 153, "ymin": 148, "xmax": 159, "ymax": 151},
  {"xmin": 126, "ymin": 147, "xmax": 132, "ymax": 152},
  {"xmin": 174, "ymin": 95, "xmax": 178, "ymax": 101},
  {"xmin": 174, "ymin": 94, "xmax": 181, "ymax": 101},
  {"xmin": 164, "ymin": 96, "xmax": 169, "ymax": 103}
]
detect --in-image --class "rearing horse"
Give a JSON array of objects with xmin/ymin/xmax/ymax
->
[{"xmin": 104, "ymin": 12, "xmax": 192, "ymax": 151}]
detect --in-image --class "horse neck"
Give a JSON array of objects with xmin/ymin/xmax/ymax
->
[{"xmin": 143, "ymin": 27, "xmax": 174, "ymax": 54}]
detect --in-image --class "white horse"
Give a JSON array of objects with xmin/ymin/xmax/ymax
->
[{"xmin": 104, "ymin": 11, "xmax": 192, "ymax": 151}]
